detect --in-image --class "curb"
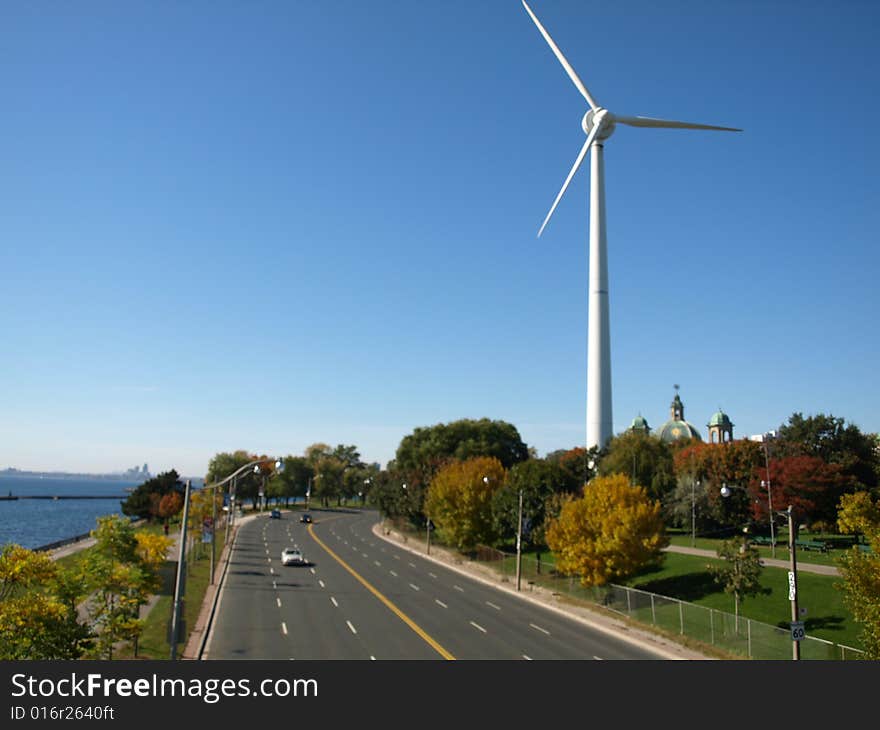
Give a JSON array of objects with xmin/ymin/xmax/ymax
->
[
  {"xmin": 372, "ymin": 521, "xmax": 712, "ymax": 661},
  {"xmin": 183, "ymin": 512, "xmax": 263, "ymax": 660}
]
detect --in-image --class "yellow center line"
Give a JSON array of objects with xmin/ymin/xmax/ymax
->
[{"xmin": 307, "ymin": 523, "xmax": 455, "ymax": 660}]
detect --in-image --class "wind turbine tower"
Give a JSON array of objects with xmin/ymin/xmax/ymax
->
[{"xmin": 522, "ymin": 1, "xmax": 741, "ymax": 451}]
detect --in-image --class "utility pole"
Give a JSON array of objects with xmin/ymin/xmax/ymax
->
[
  {"xmin": 170, "ymin": 479, "xmax": 191, "ymax": 661},
  {"xmin": 210, "ymin": 482, "xmax": 217, "ymax": 585},
  {"xmin": 763, "ymin": 436, "xmax": 776, "ymax": 558},
  {"xmin": 426, "ymin": 519, "xmax": 431, "ymax": 555},
  {"xmin": 786, "ymin": 505, "xmax": 801, "ymax": 660},
  {"xmin": 515, "ymin": 490, "xmax": 523, "ymax": 591}
]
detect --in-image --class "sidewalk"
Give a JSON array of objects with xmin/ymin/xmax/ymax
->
[
  {"xmin": 664, "ymin": 544, "xmax": 841, "ymax": 576},
  {"xmin": 373, "ymin": 521, "xmax": 713, "ymax": 660}
]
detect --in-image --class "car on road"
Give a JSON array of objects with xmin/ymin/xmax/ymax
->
[
  {"xmin": 300, "ymin": 513, "xmax": 312, "ymax": 523},
  {"xmin": 270, "ymin": 509, "xmax": 282, "ymax": 519},
  {"xmin": 281, "ymin": 548, "xmax": 305, "ymax": 566}
]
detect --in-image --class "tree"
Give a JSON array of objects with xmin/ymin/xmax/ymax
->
[
  {"xmin": 748, "ymin": 455, "xmax": 847, "ymax": 528},
  {"xmin": 673, "ymin": 440, "xmax": 764, "ymax": 529},
  {"xmin": 424, "ymin": 457, "xmax": 506, "ymax": 552},
  {"xmin": 84, "ymin": 515, "xmax": 169, "ymax": 659},
  {"xmin": 491, "ymin": 459, "xmax": 572, "ymax": 547},
  {"xmin": 121, "ymin": 470, "xmax": 182, "ymax": 520},
  {"xmin": 270, "ymin": 455, "xmax": 312, "ymax": 506},
  {"xmin": 836, "ymin": 491, "xmax": 880, "ymax": 658},
  {"xmin": 0, "ymin": 545, "xmax": 90, "ymax": 659},
  {"xmin": 708, "ymin": 537, "xmax": 763, "ymax": 627},
  {"xmin": 158, "ymin": 491, "xmax": 183, "ymax": 524},
  {"xmin": 545, "ymin": 474, "xmax": 668, "ymax": 586},
  {"xmin": 544, "ymin": 446, "xmax": 601, "ymax": 490},
  {"xmin": 599, "ymin": 431, "xmax": 676, "ymax": 501},
  {"xmin": 777, "ymin": 412, "xmax": 878, "ymax": 490},
  {"xmin": 205, "ymin": 450, "xmax": 260, "ymax": 508},
  {"xmin": 394, "ymin": 418, "xmax": 529, "ymax": 485}
]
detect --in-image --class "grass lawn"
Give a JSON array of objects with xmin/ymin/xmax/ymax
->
[
  {"xmin": 666, "ymin": 532, "xmax": 848, "ymax": 568},
  {"xmin": 623, "ymin": 552, "xmax": 861, "ymax": 651},
  {"xmin": 117, "ymin": 530, "xmax": 227, "ymax": 660}
]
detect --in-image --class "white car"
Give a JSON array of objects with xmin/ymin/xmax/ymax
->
[{"xmin": 281, "ymin": 548, "xmax": 305, "ymax": 566}]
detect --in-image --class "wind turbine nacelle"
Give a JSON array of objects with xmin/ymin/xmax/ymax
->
[{"xmin": 582, "ymin": 108, "xmax": 616, "ymax": 141}]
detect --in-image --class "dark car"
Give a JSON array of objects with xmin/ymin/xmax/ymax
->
[
  {"xmin": 270, "ymin": 509, "xmax": 281, "ymax": 519},
  {"xmin": 300, "ymin": 513, "xmax": 312, "ymax": 523}
]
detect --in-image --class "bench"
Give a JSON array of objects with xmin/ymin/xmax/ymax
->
[
  {"xmin": 857, "ymin": 544, "xmax": 873, "ymax": 555},
  {"xmin": 796, "ymin": 539, "xmax": 829, "ymax": 553},
  {"xmin": 751, "ymin": 536, "xmax": 777, "ymax": 547}
]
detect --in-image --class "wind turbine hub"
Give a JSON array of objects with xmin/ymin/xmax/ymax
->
[{"xmin": 582, "ymin": 108, "xmax": 616, "ymax": 141}]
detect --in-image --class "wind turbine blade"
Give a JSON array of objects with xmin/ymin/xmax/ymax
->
[
  {"xmin": 522, "ymin": 0, "xmax": 599, "ymax": 110},
  {"xmin": 537, "ymin": 122, "xmax": 602, "ymax": 237},
  {"xmin": 616, "ymin": 115, "xmax": 742, "ymax": 132}
]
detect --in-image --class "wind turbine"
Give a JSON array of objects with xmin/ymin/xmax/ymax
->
[{"xmin": 522, "ymin": 0, "xmax": 740, "ymax": 451}]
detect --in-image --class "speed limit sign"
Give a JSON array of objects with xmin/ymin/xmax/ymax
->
[{"xmin": 790, "ymin": 621, "xmax": 806, "ymax": 641}]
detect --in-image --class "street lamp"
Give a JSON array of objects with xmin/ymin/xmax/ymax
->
[
  {"xmin": 170, "ymin": 456, "xmax": 284, "ymax": 660},
  {"xmin": 721, "ymin": 485, "xmax": 801, "ymax": 660}
]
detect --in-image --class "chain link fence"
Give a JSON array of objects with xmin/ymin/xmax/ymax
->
[{"xmin": 481, "ymin": 545, "xmax": 865, "ymax": 660}]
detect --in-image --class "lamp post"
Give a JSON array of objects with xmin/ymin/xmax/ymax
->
[
  {"xmin": 721, "ymin": 484, "xmax": 800, "ymax": 660},
  {"xmin": 762, "ymin": 433, "xmax": 776, "ymax": 558},
  {"xmin": 515, "ymin": 489, "xmax": 524, "ymax": 591}
]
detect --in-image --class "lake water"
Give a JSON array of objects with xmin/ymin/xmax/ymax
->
[{"xmin": 0, "ymin": 476, "xmax": 143, "ymax": 549}]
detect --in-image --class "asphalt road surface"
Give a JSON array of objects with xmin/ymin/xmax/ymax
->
[{"xmin": 204, "ymin": 509, "xmax": 664, "ymax": 660}]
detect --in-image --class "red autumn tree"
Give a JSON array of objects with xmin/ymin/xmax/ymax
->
[{"xmin": 748, "ymin": 455, "xmax": 846, "ymax": 526}]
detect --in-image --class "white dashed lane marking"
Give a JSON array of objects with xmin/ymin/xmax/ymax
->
[
  {"xmin": 319, "ymin": 580, "xmax": 325, "ymax": 588},
  {"xmin": 276, "ymin": 598, "xmax": 282, "ymax": 608},
  {"xmin": 390, "ymin": 570, "xmax": 398, "ymax": 577},
  {"xmin": 330, "ymin": 597, "xmax": 338, "ymax": 608},
  {"xmin": 346, "ymin": 621, "xmax": 357, "ymax": 635},
  {"xmin": 470, "ymin": 621, "xmax": 487, "ymax": 634},
  {"xmin": 453, "ymin": 585, "xmax": 464, "ymax": 592},
  {"xmin": 409, "ymin": 583, "xmax": 420, "ymax": 592},
  {"xmin": 435, "ymin": 599, "xmax": 448, "ymax": 609},
  {"xmin": 530, "ymin": 623, "xmax": 551, "ymax": 635},
  {"xmin": 486, "ymin": 601, "xmax": 501, "ymax": 611},
  {"xmin": 281, "ymin": 622, "xmax": 288, "ymax": 635}
]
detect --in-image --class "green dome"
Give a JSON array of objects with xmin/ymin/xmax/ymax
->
[
  {"xmin": 657, "ymin": 419, "xmax": 702, "ymax": 443},
  {"xmin": 630, "ymin": 415, "xmax": 650, "ymax": 433},
  {"xmin": 708, "ymin": 410, "xmax": 733, "ymax": 428}
]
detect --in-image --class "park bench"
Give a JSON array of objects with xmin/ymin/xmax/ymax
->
[
  {"xmin": 857, "ymin": 544, "xmax": 873, "ymax": 555},
  {"xmin": 795, "ymin": 539, "xmax": 829, "ymax": 553},
  {"xmin": 750, "ymin": 536, "xmax": 776, "ymax": 547}
]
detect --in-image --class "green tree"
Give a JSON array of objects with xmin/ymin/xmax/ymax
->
[
  {"xmin": 206, "ymin": 450, "xmax": 261, "ymax": 508},
  {"xmin": 270, "ymin": 455, "xmax": 313, "ymax": 506},
  {"xmin": 708, "ymin": 537, "xmax": 764, "ymax": 626},
  {"xmin": 491, "ymin": 459, "xmax": 572, "ymax": 548},
  {"xmin": 424, "ymin": 456, "xmax": 506, "ymax": 552},
  {"xmin": 545, "ymin": 474, "xmax": 667, "ymax": 586},
  {"xmin": 599, "ymin": 431, "xmax": 676, "ymax": 501},
  {"xmin": 545, "ymin": 445, "xmax": 602, "ymax": 489},
  {"xmin": 394, "ymin": 418, "xmax": 529, "ymax": 485},
  {"xmin": 777, "ymin": 412, "xmax": 878, "ymax": 490},
  {"xmin": 121, "ymin": 469, "xmax": 182, "ymax": 520},
  {"xmin": 836, "ymin": 491, "xmax": 880, "ymax": 658}
]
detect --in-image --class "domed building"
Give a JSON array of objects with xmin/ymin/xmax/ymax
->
[
  {"xmin": 707, "ymin": 409, "xmax": 734, "ymax": 443},
  {"xmin": 655, "ymin": 392, "xmax": 702, "ymax": 443},
  {"xmin": 629, "ymin": 414, "xmax": 650, "ymax": 434}
]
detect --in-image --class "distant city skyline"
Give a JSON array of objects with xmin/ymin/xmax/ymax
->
[{"xmin": 2, "ymin": 2, "xmax": 878, "ymax": 479}]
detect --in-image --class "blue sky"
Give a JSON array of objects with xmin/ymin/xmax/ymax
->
[{"xmin": 2, "ymin": 0, "xmax": 878, "ymax": 477}]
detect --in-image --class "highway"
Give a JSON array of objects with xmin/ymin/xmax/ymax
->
[{"xmin": 204, "ymin": 509, "xmax": 665, "ymax": 660}]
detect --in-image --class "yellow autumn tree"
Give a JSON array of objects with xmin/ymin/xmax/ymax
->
[
  {"xmin": 545, "ymin": 473, "xmax": 668, "ymax": 586},
  {"xmin": 425, "ymin": 456, "xmax": 506, "ymax": 552},
  {"xmin": 836, "ymin": 491, "xmax": 880, "ymax": 658}
]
